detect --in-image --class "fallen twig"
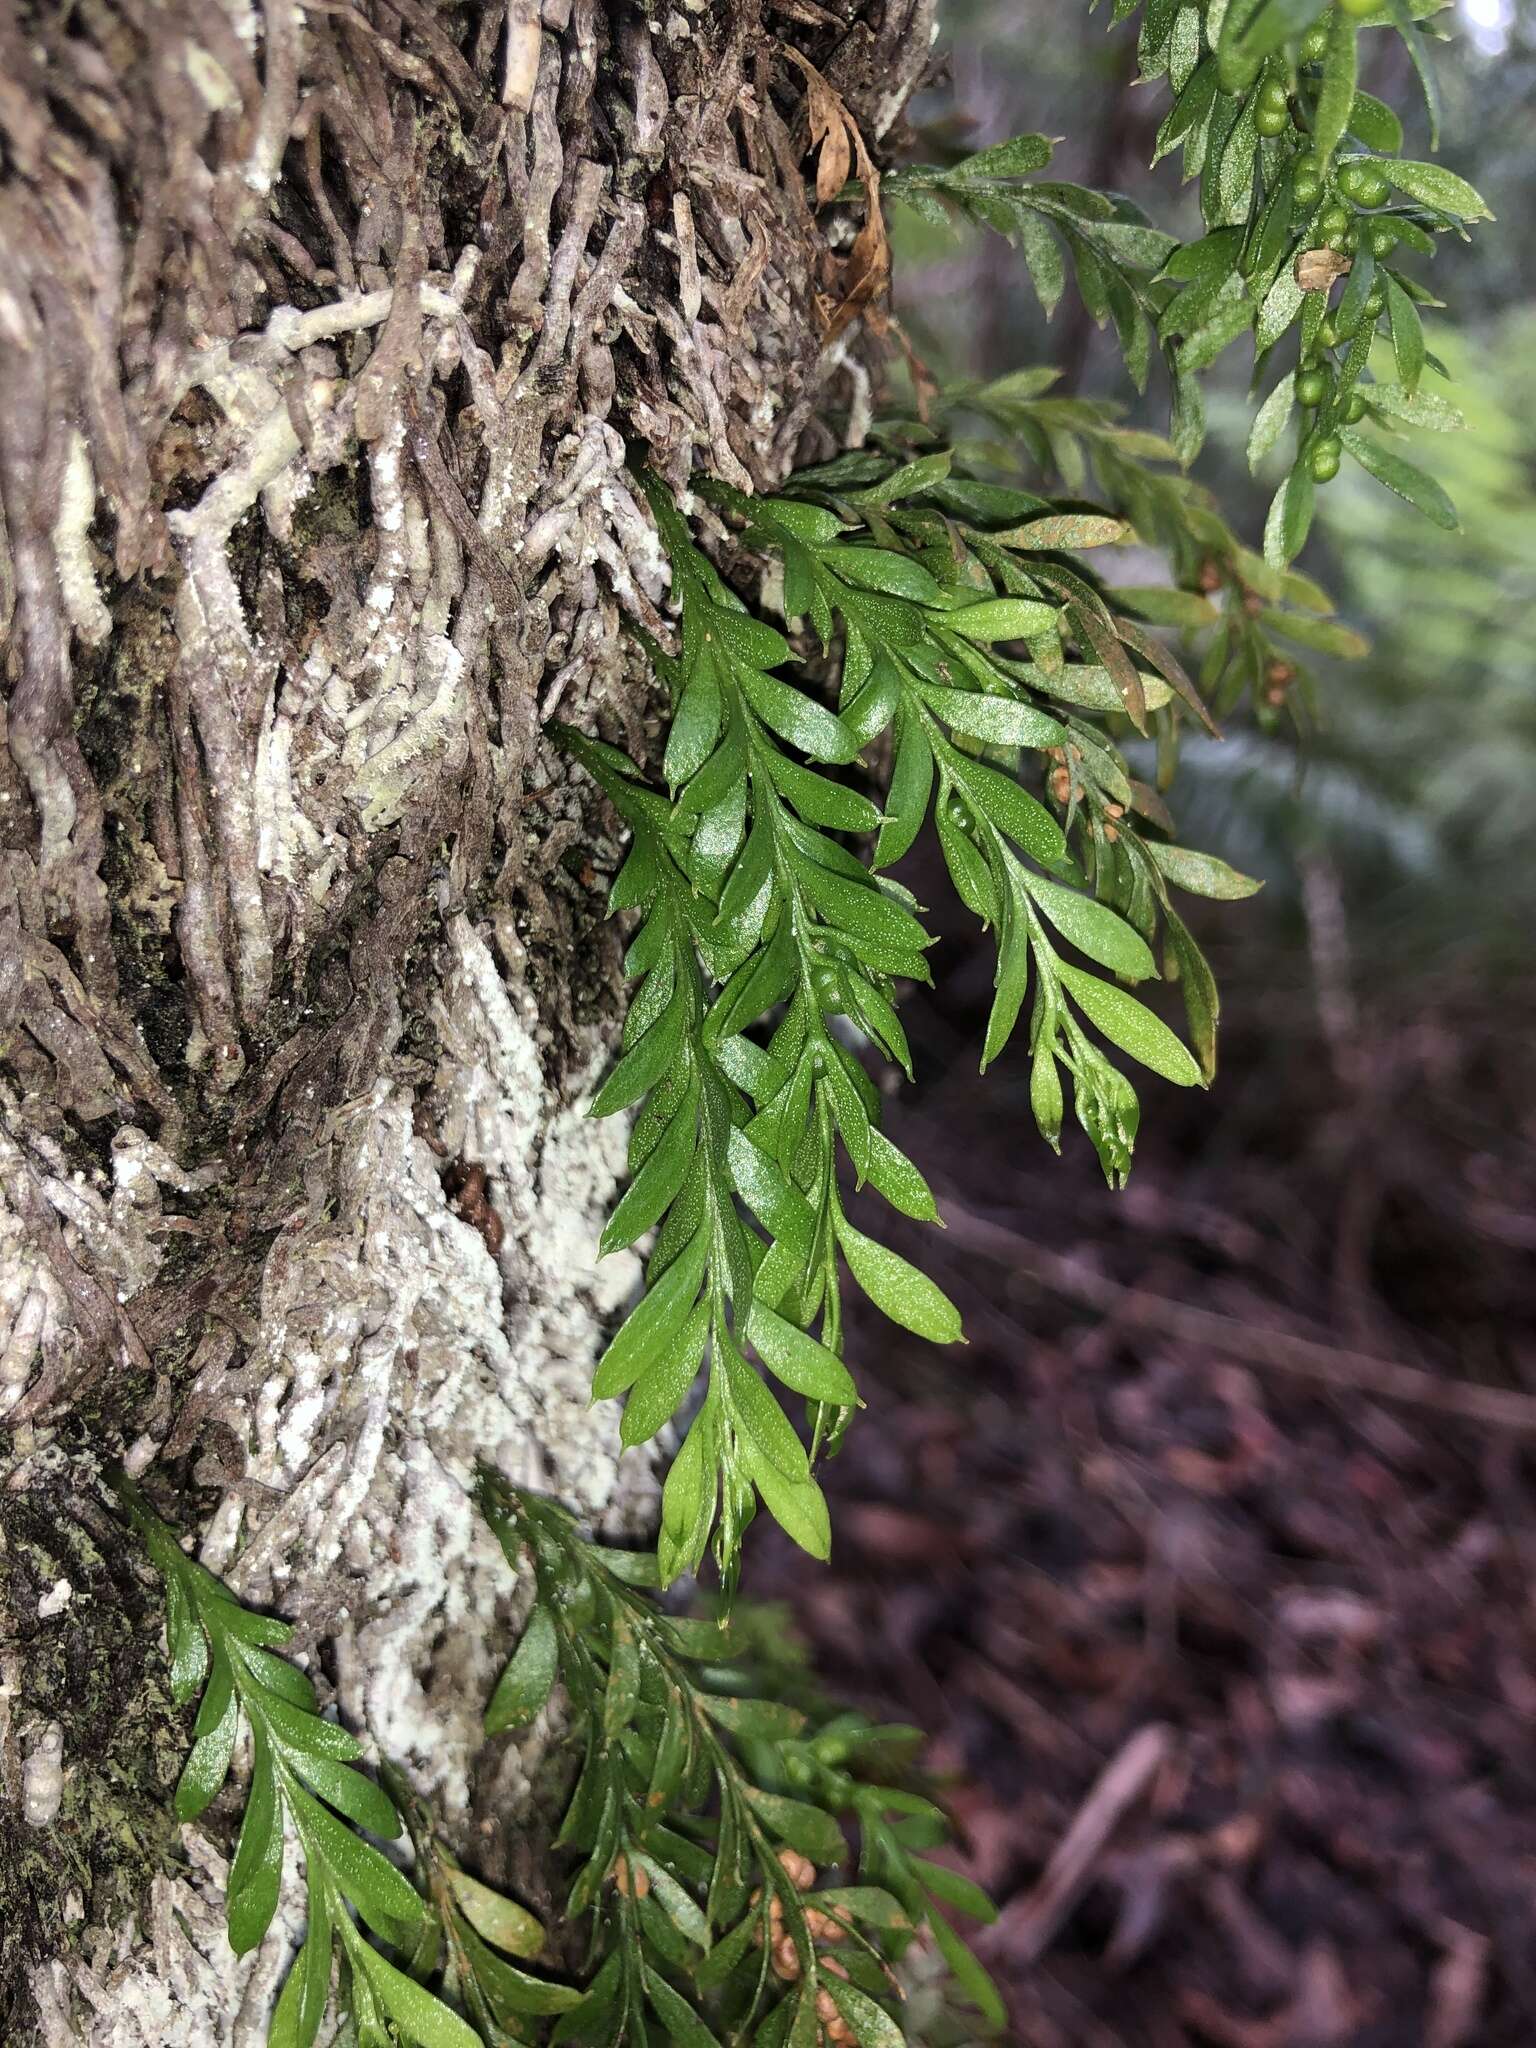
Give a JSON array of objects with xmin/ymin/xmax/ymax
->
[{"xmin": 939, "ymin": 1198, "xmax": 1536, "ymax": 1437}]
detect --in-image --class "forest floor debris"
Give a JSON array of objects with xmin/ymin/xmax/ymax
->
[{"xmin": 761, "ymin": 911, "xmax": 1536, "ymax": 2047}]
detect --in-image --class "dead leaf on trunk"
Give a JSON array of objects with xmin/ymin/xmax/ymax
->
[{"xmin": 781, "ymin": 47, "xmax": 890, "ymax": 341}]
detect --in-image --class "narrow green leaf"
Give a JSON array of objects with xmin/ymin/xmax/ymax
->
[
  {"xmin": 1166, "ymin": 906, "xmax": 1221, "ymax": 1085},
  {"xmin": 288, "ymin": 1782, "xmax": 426, "ymax": 1942},
  {"xmin": 946, "ymin": 597, "xmax": 1059, "ymax": 642},
  {"xmin": 954, "ymin": 755, "xmax": 1069, "ymax": 870},
  {"xmin": 825, "ymin": 1976, "xmax": 906, "ymax": 2048},
  {"xmin": 643, "ymin": 1965, "xmax": 726, "ymax": 2048},
  {"xmin": 604, "ymin": 1614, "xmax": 641, "ymax": 1737},
  {"xmin": 469, "ymin": 1936, "xmax": 587, "ymax": 2019},
  {"xmin": 835, "ymin": 1217, "xmax": 964, "ymax": 1344},
  {"xmin": 725, "ymin": 1352, "xmax": 810, "ymax": 1482},
  {"xmin": 621, "ymin": 1301, "xmax": 712, "ymax": 1448},
  {"xmin": 746, "ymin": 1303, "xmax": 859, "ymax": 1406},
  {"xmin": 826, "ymin": 547, "xmax": 946, "ymax": 604},
  {"xmin": 485, "ymin": 1604, "xmax": 559, "ymax": 1735},
  {"xmin": 1338, "ymin": 426, "xmax": 1458, "ymax": 529},
  {"xmin": 811, "ymin": 1887, "xmax": 911, "ymax": 1931},
  {"xmin": 591, "ymin": 1229, "xmax": 708, "ymax": 1399},
  {"xmin": 267, "ymin": 1879, "xmax": 332, "ymax": 2048},
  {"xmin": 920, "ymin": 683, "xmax": 1064, "ymax": 749},
  {"xmin": 739, "ymin": 667, "xmax": 861, "ymax": 765},
  {"xmin": 1314, "ymin": 12, "xmax": 1359, "ymax": 165},
  {"xmin": 742, "ymin": 1787, "xmax": 848, "ymax": 1865},
  {"xmin": 1027, "ymin": 876, "xmax": 1156, "ymax": 980},
  {"xmin": 1057, "ymin": 964, "xmax": 1203, "ymax": 1087},
  {"xmin": 163, "ymin": 1573, "xmax": 210, "ymax": 1705},
  {"xmin": 929, "ymin": 1911, "xmax": 1008, "ymax": 2028},
  {"xmin": 1382, "ymin": 158, "xmax": 1493, "ymax": 222},
  {"xmin": 176, "ymin": 1652, "xmax": 238, "ymax": 1821},
  {"xmin": 1145, "ymin": 842, "xmax": 1263, "ymax": 899},
  {"xmin": 227, "ymin": 1734, "xmax": 285, "ymax": 1955},
  {"xmin": 698, "ymin": 1694, "xmax": 807, "ymax": 1739},
  {"xmin": 348, "ymin": 1931, "xmax": 482, "ymax": 2048},
  {"xmin": 445, "ymin": 1866, "xmax": 545, "ymax": 1959},
  {"xmin": 752, "ymin": 1461, "xmax": 833, "ymax": 1562},
  {"xmin": 290, "ymin": 1753, "xmax": 402, "ymax": 1839},
  {"xmin": 914, "ymin": 1858, "xmax": 999, "ymax": 1925},
  {"xmin": 1347, "ymin": 91, "xmax": 1402, "ymax": 153},
  {"xmin": 864, "ymin": 1128, "xmax": 940, "ymax": 1223},
  {"xmin": 1247, "ymin": 377, "xmax": 1295, "ymax": 475},
  {"xmin": 948, "ymin": 132, "xmax": 1055, "ymax": 179},
  {"xmin": 1384, "ymin": 273, "xmax": 1425, "ymax": 393},
  {"xmin": 1263, "ymin": 461, "xmax": 1314, "ymax": 569}
]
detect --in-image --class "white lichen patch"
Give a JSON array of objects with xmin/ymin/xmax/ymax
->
[
  {"xmin": 29, "ymin": 1832, "xmax": 308, "ymax": 2048},
  {"xmin": 49, "ymin": 433, "xmax": 112, "ymax": 649},
  {"xmin": 0, "ymin": 1124, "xmax": 222, "ymax": 1426},
  {"xmin": 0, "ymin": 1168, "xmax": 72, "ymax": 1420},
  {"xmin": 348, "ymin": 636, "xmax": 467, "ymax": 832},
  {"xmin": 35, "ymin": 909, "xmax": 649, "ymax": 2045},
  {"xmin": 24, "ymin": 1718, "xmax": 66, "ymax": 1827}
]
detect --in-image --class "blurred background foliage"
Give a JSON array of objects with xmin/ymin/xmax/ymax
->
[
  {"xmin": 758, "ymin": 8, "xmax": 1536, "ymax": 2042},
  {"xmin": 893, "ymin": 0, "xmax": 1536, "ymax": 966}
]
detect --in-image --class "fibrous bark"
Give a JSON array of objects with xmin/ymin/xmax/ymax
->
[{"xmin": 0, "ymin": 0, "xmax": 934, "ymax": 2038}]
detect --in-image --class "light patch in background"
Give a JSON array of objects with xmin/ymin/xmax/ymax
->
[{"xmin": 1461, "ymin": 0, "xmax": 1512, "ymax": 55}]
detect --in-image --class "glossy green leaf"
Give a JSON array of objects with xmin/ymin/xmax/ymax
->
[
  {"xmin": 740, "ymin": 667, "xmax": 861, "ymax": 764},
  {"xmin": 446, "ymin": 1866, "xmax": 545, "ymax": 1959},
  {"xmin": 227, "ymin": 1735, "xmax": 285, "ymax": 1955},
  {"xmin": 485, "ymin": 1604, "xmax": 559, "ymax": 1735},
  {"xmin": 746, "ymin": 1303, "xmax": 859, "ymax": 1405},
  {"xmin": 752, "ymin": 1461, "xmax": 833, "ymax": 1561},
  {"xmin": 1382, "ymin": 158, "xmax": 1493, "ymax": 222},
  {"xmin": 1057, "ymin": 963, "xmax": 1203, "ymax": 1087},
  {"xmin": 825, "ymin": 1976, "xmax": 906, "ymax": 2048},
  {"xmin": 836, "ymin": 1216, "xmax": 964, "ymax": 1344},
  {"xmin": 698, "ymin": 1694, "xmax": 807, "ymax": 1740},
  {"xmin": 914, "ymin": 1858, "xmax": 999, "ymax": 1924},
  {"xmin": 929, "ymin": 1911, "xmax": 1008, "ymax": 2028},
  {"xmin": 267, "ymin": 1881, "xmax": 332, "ymax": 2048},
  {"xmin": 1145, "ymin": 842, "xmax": 1263, "ymax": 899},
  {"xmin": 288, "ymin": 1782, "xmax": 426, "ymax": 1941},
  {"xmin": 726, "ymin": 1352, "xmax": 810, "ymax": 1482},
  {"xmin": 864, "ymin": 1128, "xmax": 940, "ymax": 1223},
  {"xmin": 176, "ymin": 1652, "xmax": 238, "ymax": 1820},
  {"xmin": 591, "ymin": 1229, "xmax": 708, "ymax": 1399},
  {"xmin": 348, "ymin": 1930, "xmax": 481, "ymax": 2048},
  {"xmin": 620, "ymin": 1302, "xmax": 712, "ymax": 1448},
  {"xmin": 643, "ymin": 1965, "xmax": 726, "ymax": 2048},
  {"xmin": 1027, "ymin": 875, "xmax": 1156, "ymax": 979},
  {"xmin": 1247, "ymin": 376, "xmax": 1295, "ymax": 474},
  {"xmin": 947, "ymin": 597, "xmax": 1059, "ymax": 643},
  {"xmin": 1264, "ymin": 461, "xmax": 1315, "ymax": 569},
  {"xmin": 290, "ymin": 1752, "xmax": 401, "ymax": 1839},
  {"xmin": 920, "ymin": 683, "xmax": 1065, "ymax": 748},
  {"xmin": 1339, "ymin": 426, "xmax": 1458, "ymax": 529},
  {"xmin": 742, "ymin": 1787, "xmax": 848, "ymax": 1865}
]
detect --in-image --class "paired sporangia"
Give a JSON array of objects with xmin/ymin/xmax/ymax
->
[{"xmin": 117, "ymin": 1470, "xmax": 999, "ymax": 2047}]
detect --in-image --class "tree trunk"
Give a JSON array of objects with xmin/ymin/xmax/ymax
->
[{"xmin": 0, "ymin": 0, "xmax": 933, "ymax": 2037}]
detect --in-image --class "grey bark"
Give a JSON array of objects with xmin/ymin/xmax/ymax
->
[{"xmin": 0, "ymin": 0, "xmax": 934, "ymax": 2038}]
